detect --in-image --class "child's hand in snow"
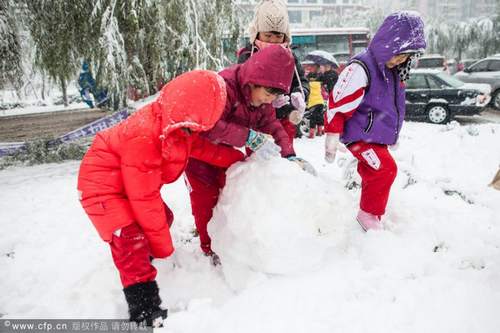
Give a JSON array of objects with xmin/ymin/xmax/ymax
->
[
  {"xmin": 287, "ymin": 156, "xmax": 317, "ymax": 176},
  {"xmin": 246, "ymin": 129, "xmax": 281, "ymax": 160}
]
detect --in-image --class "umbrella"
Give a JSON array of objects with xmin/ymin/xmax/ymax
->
[
  {"xmin": 305, "ymin": 50, "xmax": 339, "ymax": 68},
  {"xmin": 300, "ymin": 60, "xmax": 316, "ymax": 66}
]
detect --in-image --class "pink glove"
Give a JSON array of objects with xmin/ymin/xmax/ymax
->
[
  {"xmin": 290, "ymin": 92, "xmax": 306, "ymax": 115},
  {"xmin": 272, "ymin": 94, "xmax": 290, "ymax": 108}
]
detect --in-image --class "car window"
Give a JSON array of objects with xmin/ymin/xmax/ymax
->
[
  {"xmin": 464, "ymin": 60, "xmax": 478, "ymax": 68},
  {"xmin": 427, "ymin": 75, "xmax": 442, "ymax": 89},
  {"xmin": 488, "ymin": 60, "xmax": 500, "ymax": 71},
  {"xmin": 418, "ymin": 58, "xmax": 444, "ymax": 68},
  {"xmin": 406, "ymin": 74, "xmax": 428, "ymax": 89},
  {"xmin": 433, "ymin": 72, "xmax": 464, "ymax": 88},
  {"xmin": 469, "ymin": 60, "xmax": 489, "ymax": 72}
]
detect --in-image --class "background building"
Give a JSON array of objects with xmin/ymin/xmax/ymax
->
[
  {"xmin": 235, "ymin": 0, "xmax": 370, "ymax": 28},
  {"xmin": 369, "ymin": 0, "xmax": 498, "ymax": 22}
]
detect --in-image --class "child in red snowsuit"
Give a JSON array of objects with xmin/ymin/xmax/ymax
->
[{"xmin": 77, "ymin": 70, "xmax": 244, "ymax": 326}]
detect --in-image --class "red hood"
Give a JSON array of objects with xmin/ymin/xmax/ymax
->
[
  {"xmin": 154, "ymin": 70, "xmax": 227, "ymax": 136},
  {"xmin": 238, "ymin": 44, "xmax": 295, "ymax": 94}
]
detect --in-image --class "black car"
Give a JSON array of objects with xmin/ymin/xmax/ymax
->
[{"xmin": 405, "ymin": 69, "xmax": 490, "ymax": 124}]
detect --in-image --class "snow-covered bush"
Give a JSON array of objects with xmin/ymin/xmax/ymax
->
[{"xmin": 0, "ymin": 138, "xmax": 89, "ymax": 170}]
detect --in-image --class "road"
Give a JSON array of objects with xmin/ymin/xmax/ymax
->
[
  {"xmin": 455, "ymin": 108, "xmax": 500, "ymax": 125},
  {"xmin": 0, "ymin": 108, "xmax": 106, "ymax": 142},
  {"xmin": 0, "ymin": 106, "xmax": 498, "ymax": 143}
]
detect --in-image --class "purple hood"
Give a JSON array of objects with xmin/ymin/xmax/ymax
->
[{"xmin": 369, "ymin": 11, "xmax": 426, "ymax": 79}]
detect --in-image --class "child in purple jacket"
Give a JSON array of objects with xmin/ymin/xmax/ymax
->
[{"xmin": 324, "ymin": 12, "xmax": 426, "ymax": 231}]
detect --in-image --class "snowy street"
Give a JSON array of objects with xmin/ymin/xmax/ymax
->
[
  {"xmin": 456, "ymin": 108, "xmax": 500, "ymax": 125},
  {"xmin": 1, "ymin": 120, "xmax": 500, "ymax": 333}
]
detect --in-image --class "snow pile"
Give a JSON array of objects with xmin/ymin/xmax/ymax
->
[
  {"xmin": 209, "ymin": 156, "xmax": 349, "ymax": 289},
  {"xmin": 1, "ymin": 118, "xmax": 500, "ymax": 332}
]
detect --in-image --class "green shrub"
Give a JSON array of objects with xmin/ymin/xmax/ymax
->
[{"xmin": 0, "ymin": 137, "xmax": 90, "ymax": 170}]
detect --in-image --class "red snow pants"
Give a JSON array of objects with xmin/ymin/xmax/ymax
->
[
  {"xmin": 110, "ymin": 205, "xmax": 174, "ymax": 288},
  {"xmin": 185, "ymin": 166, "xmax": 226, "ymax": 254},
  {"xmin": 348, "ymin": 141, "xmax": 397, "ymax": 216},
  {"xmin": 280, "ymin": 118, "xmax": 296, "ymax": 142}
]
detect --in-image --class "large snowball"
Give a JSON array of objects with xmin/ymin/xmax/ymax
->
[{"xmin": 209, "ymin": 156, "xmax": 349, "ymax": 290}]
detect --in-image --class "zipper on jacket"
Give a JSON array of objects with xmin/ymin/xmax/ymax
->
[
  {"xmin": 364, "ymin": 111, "xmax": 374, "ymax": 133},
  {"xmin": 393, "ymin": 70, "xmax": 400, "ymax": 140}
]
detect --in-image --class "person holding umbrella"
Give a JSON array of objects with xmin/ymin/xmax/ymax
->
[
  {"xmin": 302, "ymin": 58, "xmax": 325, "ymax": 138},
  {"xmin": 305, "ymin": 50, "xmax": 339, "ymax": 95}
]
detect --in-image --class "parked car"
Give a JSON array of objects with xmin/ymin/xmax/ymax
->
[
  {"xmin": 454, "ymin": 55, "xmax": 500, "ymax": 109},
  {"xmin": 415, "ymin": 54, "xmax": 448, "ymax": 73},
  {"xmin": 405, "ymin": 69, "xmax": 491, "ymax": 124},
  {"xmin": 457, "ymin": 59, "xmax": 479, "ymax": 72}
]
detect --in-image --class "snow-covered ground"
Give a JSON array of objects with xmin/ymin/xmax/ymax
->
[
  {"xmin": 1, "ymin": 121, "xmax": 500, "ymax": 333},
  {"xmin": 0, "ymin": 83, "xmax": 89, "ymax": 117}
]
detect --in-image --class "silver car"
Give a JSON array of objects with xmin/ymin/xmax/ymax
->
[{"xmin": 455, "ymin": 56, "xmax": 500, "ymax": 109}]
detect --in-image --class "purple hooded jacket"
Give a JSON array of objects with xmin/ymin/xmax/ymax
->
[{"xmin": 341, "ymin": 12, "xmax": 426, "ymax": 145}]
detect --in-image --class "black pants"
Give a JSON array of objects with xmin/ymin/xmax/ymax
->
[{"xmin": 308, "ymin": 104, "xmax": 324, "ymax": 128}]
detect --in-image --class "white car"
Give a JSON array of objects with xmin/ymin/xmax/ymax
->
[{"xmin": 455, "ymin": 56, "xmax": 500, "ymax": 109}]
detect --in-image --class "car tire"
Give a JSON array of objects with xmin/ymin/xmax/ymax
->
[
  {"xmin": 426, "ymin": 104, "xmax": 450, "ymax": 124},
  {"xmin": 491, "ymin": 90, "xmax": 500, "ymax": 110}
]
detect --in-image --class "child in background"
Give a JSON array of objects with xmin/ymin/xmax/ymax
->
[
  {"xmin": 304, "ymin": 61, "xmax": 326, "ymax": 138},
  {"xmin": 77, "ymin": 70, "xmax": 243, "ymax": 326},
  {"xmin": 318, "ymin": 63, "xmax": 339, "ymax": 96},
  {"xmin": 324, "ymin": 12, "xmax": 426, "ymax": 231},
  {"xmin": 237, "ymin": 0, "xmax": 309, "ymax": 142}
]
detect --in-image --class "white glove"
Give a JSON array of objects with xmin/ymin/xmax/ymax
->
[
  {"xmin": 290, "ymin": 92, "xmax": 306, "ymax": 115},
  {"xmin": 288, "ymin": 110, "xmax": 303, "ymax": 125},
  {"xmin": 325, "ymin": 133, "xmax": 341, "ymax": 163},
  {"xmin": 272, "ymin": 94, "xmax": 290, "ymax": 108}
]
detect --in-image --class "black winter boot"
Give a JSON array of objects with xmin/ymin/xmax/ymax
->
[{"xmin": 123, "ymin": 281, "xmax": 168, "ymax": 327}]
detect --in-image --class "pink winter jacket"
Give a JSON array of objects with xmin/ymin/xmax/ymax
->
[
  {"xmin": 203, "ymin": 44, "xmax": 295, "ymax": 156},
  {"xmin": 186, "ymin": 45, "xmax": 296, "ymax": 185}
]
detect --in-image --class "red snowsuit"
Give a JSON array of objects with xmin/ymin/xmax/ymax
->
[
  {"xmin": 185, "ymin": 45, "xmax": 296, "ymax": 254},
  {"xmin": 77, "ymin": 70, "xmax": 244, "ymax": 287}
]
